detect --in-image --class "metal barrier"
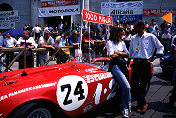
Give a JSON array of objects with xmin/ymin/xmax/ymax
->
[{"xmin": 0, "ymin": 46, "xmax": 74, "ymax": 72}]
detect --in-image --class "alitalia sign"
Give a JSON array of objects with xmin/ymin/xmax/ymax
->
[{"xmin": 111, "ymin": 10, "xmax": 134, "ymax": 15}]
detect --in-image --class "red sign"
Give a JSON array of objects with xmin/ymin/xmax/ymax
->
[
  {"xmin": 41, "ymin": 0, "xmax": 78, "ymax": 7},
  {"xmin": 143, "ymin": 9, "xmax": 176, "ymax": 16},
  {"xmin": 82, "ymin": 9, "xmax": 113, "ymax": 25}
]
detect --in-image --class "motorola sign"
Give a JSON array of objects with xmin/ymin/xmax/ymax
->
[{"xmin": 38, "ymin": 5, "xmax": 80, "ymax": 17}]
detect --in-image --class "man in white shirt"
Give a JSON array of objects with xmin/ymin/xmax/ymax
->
[
  {"xmin": 58, "ymin": 21, "xmax": 64, "ymax": 35},
  {"xmin": 32, "ymin": 24, "xmax": 41, "ymax": 41},
  {"xmin": 4, "ymin": 32, "xmax": 17, "ymax": 63},
  {"xmin": 161, "ymin": 30, "xmax": 172, "ymax": 54},
  {"xmin": 129, "ymin": 20, "xmax": 164, "ymax": 113},
  {"xmin": 17, "ymin": 30, "xmax": 36, "ymax": 69},
  {"xmin": 55, "ymin": 33, "xmax": 69, "ymax": 64},
  {"xmin": 151, "ymin": 26, "xmax": 161, "ymax": 39},
  {"xmin": 4, "ymin": 32, "xmax": 17, "ymax": 48},
  {"xmin": 38, "ymin": 30, "xmax": 55, "ymax": 66}
]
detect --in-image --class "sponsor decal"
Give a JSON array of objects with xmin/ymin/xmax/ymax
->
[
  {"xmin": 143, "ymin": 9, "xmax": 176, "ymax": 16},
  {"xmin": 57, "ymin": 75, "xmax": 88, "ymax": 111},
  {"xmin": 0, "ymin": 10, "xmax": 18, "ymax": 17},
  {"xmin": 101, "ymin": 1, "xmax": 143, "ymax": 22},
  {"xmin": 92, "ymin": 78, "xmax": 117, "ymax": 105},
  {"xmin": 82, "ymin": 72, "xmax": 113, "ymax": 83},
  {"xmin": 82, "ymin": 9, "xmax": 113, "ymax": 25},
  {"xmin": 38, "ymin": 5, "xmax": 80, "ymax": 17},
  {"xmin": 85, "ymin": 68, "xmax": 98, "ymax": 73},
  {"xmin": 49, "ymin": 8, "xmax": 78, "ymax": 14},
  {"xmin": 83, "ymin": 105, "xmax": 93, "ymax": 113},
  {"xmin": 111, "ymin": 9, "xmax": 134, "ymax": 15},
  {"xmin": 41, "ymin": 0, "xmax": 78, "ymax": 7},
  {"xmin": 0, "ymin": 82, "xmax": 56, "ymax": 102}
]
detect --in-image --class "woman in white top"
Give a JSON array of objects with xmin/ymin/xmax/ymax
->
[{"xmin": 106, "ymin": 26, "xmax": 131, "ymax": 118}]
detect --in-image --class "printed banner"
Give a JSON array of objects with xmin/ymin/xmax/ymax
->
[
  {"xmin": 101, "ymin": 1, "xmax": 143, "ymax": 16},
  {"xmin": 38, "ymin": 5, "xmax": 80, "ymax": 17},
  {"xmin": 111, "ymin": 15, "xmax": 142, "ymax": 22},
  {"xmin": 0, "ymin": 16, "xmax": 20, "ymax": 23},
  {"xmin": 101, "ymin": 1, "xmax": 143, "ymax": 22},
  {"xmin": 0, "ymin": 22, "xmax": 15, "ymax": 29},
  {"xmin": 82, "ymin": 9, "xmax": 113, "ymax": 25},
  {"xmin": 144, "ymin": 9, "xmax": 176, "ymax": 16},
  {"xmin": 0, "ymin": 10, "xmax": 18, "ymax": 17},
  {"xmin": 41, "ymin": 0, "xmax": 78, "ymax": 7}
]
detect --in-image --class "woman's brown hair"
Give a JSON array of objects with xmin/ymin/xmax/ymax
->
[{"xmin": 109, "ymin": 26, "xmax": 124, "ymax": 44}]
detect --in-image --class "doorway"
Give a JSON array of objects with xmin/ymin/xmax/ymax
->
[{"xmin": 44, "ymin": 16, "xmax": 71, "ymax": 27}]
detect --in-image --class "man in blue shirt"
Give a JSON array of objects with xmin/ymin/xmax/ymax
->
[{"xmin": 68, "ymin": 30, "xmax": 80, "ymax": 58}]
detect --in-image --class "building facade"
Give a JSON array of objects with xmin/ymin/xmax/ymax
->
[{"xmin": 0, "ymin": 0, "xmax": 176, "ymax": 30}]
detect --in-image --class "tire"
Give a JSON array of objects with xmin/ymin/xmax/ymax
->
[{"xmin": 9, "ymin": 102, "xmax": 52, "ymax": 118}]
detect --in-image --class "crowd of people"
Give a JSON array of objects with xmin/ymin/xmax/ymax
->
[{"xmin": 0, "ymin": 19, "xmax": 176, "ymax": 117}]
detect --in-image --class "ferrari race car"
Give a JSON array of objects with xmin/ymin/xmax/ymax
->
[{"xmin": 0, "ymin": 57, "xmax": 153, "ymax": 118}]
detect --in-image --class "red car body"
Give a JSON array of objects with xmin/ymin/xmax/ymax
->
[{"xmin": 0, "ymin": 57, "xmax": 153, "ymax": 118}]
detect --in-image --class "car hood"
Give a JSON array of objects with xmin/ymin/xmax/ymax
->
[{"xmin": 0, "ymin": 62, "xmax": 103, "ymax": 94}]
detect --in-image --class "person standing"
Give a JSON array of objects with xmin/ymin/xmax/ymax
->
[
  {"xmin": 58, "ymin": 21, "xmax": 64, "ymax": 35},
  {"xmin": 38, "ymin": 30, "xmax": 55, "ymax": 66},
  {"xmin": 168, "ymin": 35, "xmax": 176, "ymax": 106},
  {"xmin": 129, "ymin": 20, "xmax": 164, "ymax": 113},
  {"xmin": 17, "ymin": 30, "xmax": 36, "ymax": 69},
  {"xmin": 4, "ymin": 32, "xmax": 17, "ymax": 48},
  {"xmin": 161, "ymin": 30, "xmax": 172, "ymax": 55},
  {"xmin": 106, "ymin": 26, "xmax": 131, "ymax": 118},
  {"xmin": 0, "ymin": 35, "xmax": 4, "ymax": 73},
  {"xmin": 4, "ymin": 32, "xmax": 17, "ymax": 63},
  {"xmin": 32, "ymin": 24, "xmax": 41, "ymax": 42}
]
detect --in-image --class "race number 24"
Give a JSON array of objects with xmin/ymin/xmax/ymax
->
[{"xmin": 57, "ymin": 75, "xmax": 88, "ymax": 111}]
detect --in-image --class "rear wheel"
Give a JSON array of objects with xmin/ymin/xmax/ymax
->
[{"xmin": 9, "ymin": 103, "xmax": 52, "ymax": 118}]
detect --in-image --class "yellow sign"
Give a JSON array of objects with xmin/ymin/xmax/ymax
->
[
  {"xmin": 61, "ymin": 48, "xmax": 70, "ymax": 55},
  {"xmin": 161, "ymin": 12, "xmax": 172, "ymax": 24}
]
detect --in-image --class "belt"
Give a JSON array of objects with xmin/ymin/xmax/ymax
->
[{"xmin": 133, "ymin": 58, "xmax": 148, "ymax": 62}]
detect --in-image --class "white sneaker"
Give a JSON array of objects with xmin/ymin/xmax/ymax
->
[
  {"xmin": 128, "ymin": 103, "xmax": 131, "ymax": 113},
  {"xmin": 121, "ymin": 109, "xmax": 129, "ymax": 118}
]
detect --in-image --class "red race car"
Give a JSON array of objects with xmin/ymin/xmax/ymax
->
[{"xmin": 0, "ymin": 57, "xmax": 153, "ymax": 118}]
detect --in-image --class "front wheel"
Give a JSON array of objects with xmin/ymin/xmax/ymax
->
[{"xmin": 8, "ymin": 103, "xmax": 52, "ymax": 118}]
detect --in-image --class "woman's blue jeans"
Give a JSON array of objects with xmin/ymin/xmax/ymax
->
[{"xmin": 111, "ymin": 65, "xmax": 131, "ymax": 110}]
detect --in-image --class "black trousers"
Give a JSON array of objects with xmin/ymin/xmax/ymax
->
[
  {"xmin": 19, "ymin": 55, "xmax": 33, "ymax": 69},
  {"xmin": 131, "ymin": 59, "xmax": 152, "ymax": 108},
  {"xmin": 170, "ymin": 86, "xmax": 176, "ymax": 102},
  {"xmin": 35, "ymin": 33, "xmax": 40, "ymax": 41}
]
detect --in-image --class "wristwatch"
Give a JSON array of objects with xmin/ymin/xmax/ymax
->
[{"xmin": 153, "ymin": 56, "xmax": 157, "ymax": 59}]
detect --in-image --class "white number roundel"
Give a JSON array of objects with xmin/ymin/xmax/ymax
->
[{"xmin": 56, "ymin": 75, "xmax": 88, "ymax": 111}]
